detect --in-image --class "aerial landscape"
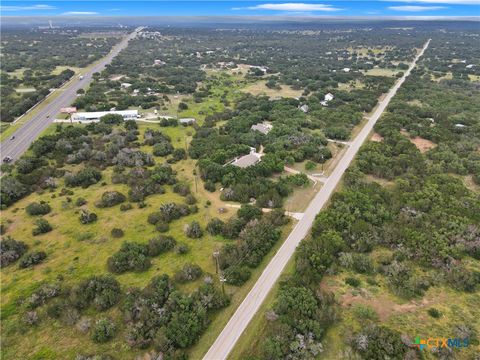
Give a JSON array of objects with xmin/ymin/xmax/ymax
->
[{"xmin": 0, "ymin": 1, "xmax": 479, "ymax": 359}]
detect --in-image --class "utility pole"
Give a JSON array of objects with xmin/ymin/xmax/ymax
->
[
  {"xmin": 193, "ymin": 169, "xmax": 198, "ymax": 193},
  {"xmin": 220, "ymin": 274, "xmax": 226, "ymax": 295},
  {"xmin": 213, "ymin": 250, "xmax": 220, "ymax": 274}
]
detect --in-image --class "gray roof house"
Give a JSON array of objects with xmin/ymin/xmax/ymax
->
[
  {"xmin": 251, "ymin": 122, "xmax": 272, "ymax": 135},
  {"xmin": 231, "ymin": 153, "xmax": 261, "ymax": 168}
]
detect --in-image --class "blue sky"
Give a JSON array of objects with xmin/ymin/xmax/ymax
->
[{"xmin": 1, "ymin": 1, "xmax": 479, "ymax": 17}]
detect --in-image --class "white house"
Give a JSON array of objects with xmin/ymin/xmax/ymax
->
[
  {"xmin": 342, "ymin": 68, "xmax": 351, "ymax": 72},
  {"xmin": 179, "ymin": 118, "xmax": 196, "ymax": 125},
  {"xmin": 71, "ymin": 110, "xmax": 139, "ymax": 122},
  {"xmin": 250, "ymin": 65, "xmax": 269, "ymax": 74},
  {"xmin": 154, "ymin": 59, "xmax": 166, "ymax": 66},
  {"xmin": 120, "ymin": 82, "xmax": 132, "ymax": 89},
  {"xmin": 325, "ymin": 93, "xmax": 334, "ymax": 101}
]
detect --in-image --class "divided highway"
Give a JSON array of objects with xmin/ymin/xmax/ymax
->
[
  {"xmin": 203, "ymin": 39, "xmax": 431, "ymax": 360},
  {"xmin": 0, "ymin": 28, "xmax": 142, "ymax": 162}
]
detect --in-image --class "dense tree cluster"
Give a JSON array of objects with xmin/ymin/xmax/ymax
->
[
  {"xmin": 0, "ymin": 120, "xmax": 178, "ymax": 208},
  {"xmin": 0, "ymin": 237, "xmax": 28, "ymax": 268},
  {"xmin": 1, "ymin": 29, "xmax": 120, "ymax": 122},
  {"xmin": 255, "ymin": 32, "xmax": 480, "ymax": 359},
  {"xmin": 123, "ymin": 274, "xmax": 229, "ymax": 355},
  {"xmin": 212, "ymin": 206, "xmax": 289, "ymax": 285},
  {"xmin": 107, "ymin": 235, "xmax": 177, "ymax": 274}
]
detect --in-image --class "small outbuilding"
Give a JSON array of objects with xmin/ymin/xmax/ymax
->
[
  {"xmin": 179, "ymin": 118, "xmax": 196, "ymax": 125},
  {"xmin": 324, "ymin": 93, "xmax": 334, "ymax": 101},
  {"xmin": 299, "ymin": 104, "xmax": 309, "ymax": 113}
]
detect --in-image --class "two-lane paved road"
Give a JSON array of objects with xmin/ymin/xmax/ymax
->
[
  {"xmin": 203, "ymin": 39, "xmax": 431, "ymax": 360},
  {"xmin": 0, "ymin": 28, "xmax": 142, "ymax": 162}
]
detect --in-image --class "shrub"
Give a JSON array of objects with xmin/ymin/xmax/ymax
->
[
  {"xmin": 174, "ymin": 263, "xmax": 203, "ymax": 283},
  {"xmin": 32, "ymin": 218, "xmax": 52, "ymax": 236},
  {"xmin": 0, "ymin": 237, "xmax": 28, "ymax": 267},
  {"xmin": 71, "ymin": 275, "xmax": 121, "ymax": 311},
  {"xmin": 25, "ymin": 283, "xmax": 61, "ymax": 309},
  {"xmin": 95, "ymin": 191, "xmax": 126, "ymax": 208},
  {"xmin": 305, "ymin": 160, "xmax": 316, "ymax": 171},
  {"xmin": 75, "ymin": 197, "xmax": 87, "ymax": 206},
  {"xmin": 224, "ymin": 265, "xmax": 251, "ymax": 286},
  {"xmin": 46, "ymin": 299, "xmax": 69, "ymax": 319},
  {"xmin": 159, "ymin": 203, "xmax": 190, "ymax": 223},
  {"xmin": 351, "ymin": 254, "xmax": 375, "ymax": 274},
  {"xmin": 153, "ymin": 142, "xmax": 174, "ymax": 157},
  {"xmin": 100, "ymin": 113, "xmax": 123, "ymax": 125},
  {"xmin": 237, "ymin": 204, "xmax": 262, "ymax": 222},
  {"xmin": 155, "ymin": 221, "xmax": 169, "ymax": 233},
  {"xmin": 120, "ymin": 203, "xmax": 133, "ymax": 212},
  {"xmin": 107, "ymin": 242, "xmax": 150, "ymax": 273},
  {"xmin": 427, "ymin": 308, "xmax": 442, "ymax": 318},
  {"xmin": 171, "ymin": 148, "xmax": 186, "ymax": 162},
  {"xmin": 345, "ymin": 277, "xmax": 361, "ymax": 287},
  {"xmin": 204, "ymin": 181, "xmax": 216, "ymax": 192},
  {"xmin": 111, "ymin": 228, "xmax": 124, "ymax": 238},
  {"xmin": 79, "ymin": 210, "xmax": 97, "ymax": 224},
  {"xmin": 65, "ymin": 168, "xmax": 102, "ymax": 188},
  {"xmin": 23, "ymin": 311, "xmax": 39, "ymax": 325},
  {"xmin": 175, "ymin": 244, "xmax": 189, "ymax": 255},
  {"xmin": 184, "ymin": 221, "xmax": 203, "ymax": 239},
  {"xmin": 91, "ymin": 318, "xmax": 116, "ymax": 343},
  {"xmin": 147, "ymin": 211, "xmax": 162, "ymax": 225},
  {"xmin": 148, "ymin": 236, "xmax": 176, "ymax": 257},
  {"xmin": 0, "ymin": 176, "xmax": 28, "ymax": 207},
  {"xmin": 25, "ymin": 201, "xmax": 51, "ymax": 216},
  {"xmin": 173, "ymin": 183, "xmax": 190, "ymax": 196},
  {"xmin": 352, "ymin": 304, "xmax": 379, "ymax": 322},
  {"xmin": 206, "ymin": 218, "xmax": 225, "ymax": 235},
  {"xmin": 185, "ymin": 194, "xmax": 197, "ymax": 205},
  {"xmin": 352, "ymin": 325, "xmax": 406, "ymax": 359},
  {"xmin": 19, "ymin": 251, "xmax": 47, "ymax": 268}
]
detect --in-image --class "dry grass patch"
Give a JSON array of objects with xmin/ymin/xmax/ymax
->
[
  {"xmin": 409, "ymin": 136, "xmax": 437, "ymax": 153},
  {"xmin": 370, "ymin": 132, "xmax": 384, "ymax": 142},
  {"xmin": 242, "ymin": 81, "xmax": 303, "ymax": 99}
]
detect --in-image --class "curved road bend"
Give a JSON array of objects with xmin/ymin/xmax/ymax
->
[
  {"xmin": 203, "ymin": 39, "xmax": 431, "ymax": 360},
  {"xmin": 0, "ymin": 27, "xmax": 142, "ymax": 162}
]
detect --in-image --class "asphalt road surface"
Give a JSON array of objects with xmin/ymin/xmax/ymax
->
[
  {"xmin": 203, "ymin": 39, "xmax": 431, "ymax": 360},
  {"xmin": 0, "ymin": 28, "xmax": 142, "ymax": 162}
]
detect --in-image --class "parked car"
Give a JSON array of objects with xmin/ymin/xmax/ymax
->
[{"xmin": 3, "ymin": 156, "xmax": 13, "ymax": 163}]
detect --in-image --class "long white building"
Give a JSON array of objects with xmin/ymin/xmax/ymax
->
[{"xmin": 71, "ymin": 110, "xmax": 138, "ymax": 122}]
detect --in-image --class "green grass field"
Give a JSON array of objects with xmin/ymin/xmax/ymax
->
[{"xmin": 0, "ymin": 121, "xmax": 303, "ymax": 359}]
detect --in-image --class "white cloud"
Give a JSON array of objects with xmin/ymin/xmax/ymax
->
[
  {"xmin": 0, "ymin": 4, "xmax": 55, "ymax": 11},
  {"xmin": 62, "ymin": 11, "xmax": 99, "ymax": 15},
  {"xmin": 235, "ymin": 3, "xmax": 342, "ymax": 11},
  {"xmin": 388, "ymin": 5, "xmax": 447, "ymax": 11},
  {"xmin": 384, "ymin": 0, "xmax": 478, "ymax": 4}
]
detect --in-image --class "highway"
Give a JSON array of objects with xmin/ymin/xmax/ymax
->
[
  {"xmin": 203, "ymin": 39, "xmax": 430, "ymax": 360},
  {"xmin": 0, "ymin": 27, "xmax": 142, "ymax": 162}
]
